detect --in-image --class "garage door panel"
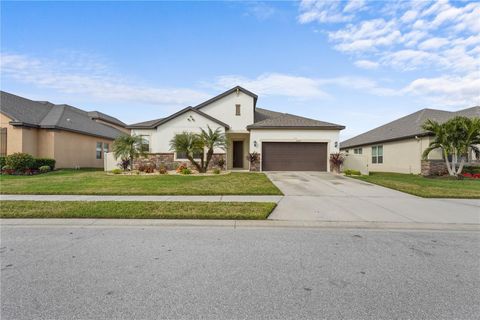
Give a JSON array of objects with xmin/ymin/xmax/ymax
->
[{"xmin": 262, "ymin": 142, "xmax": 327, "ymax": 171}]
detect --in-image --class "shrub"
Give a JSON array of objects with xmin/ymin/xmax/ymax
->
[
  {"xmin": 158, "ymin": 165, "xmax": 168, "ymax": 174},
  {"xmin": 215, "ymin": 157, "xmax": 226, "ymax": 170},
  {"xmin": 138, "ymin": 163, "xmax": 156, "ymax": 173},
  {"xmin": 2, "ymin": 165, "xmax": 15, "ymax": 175},
  {"xmin": 181, "ymin": 168, "xmax": 192, "ymax": 175},
  {"xmin": 5, "ymin": 153, "xmax": 35, "ymax": 171},
  {"xmin": 213, "ymin": 168, "xmax": 220, "ymax": 174},
  {"xmin": 329, "ymin": 153, "xmax": 345, "ymax": 173},
  {"xmin": 0, "ymin": 156, "xmax": 5, "ymax": 168},
  {"xmin": 463, "ymin": 166, "xmax": 480, "ymax": 175},
  {"xmin": 118, "ymin": 158, "xmax": 131, "ymax": 171},
  {"xmin": 111, "ymin": 168, "xmax": 122, "ymax": 174},
  {"xmin": 39, "ymin": 165, "xmax": 51, "ymax": 173},
  {"xmin": 176, "ymin": 163, "xmax": 188, "ymax": 173},
  {"xmin": 344, "ymin": 169, "xmax": 361, "ymax": 176},
  {"xmin": 34, "ymin": 158, "xmax": 56, "ymax": 170},
  {"xmin": 246, "ymin": 152, "xmax": 260, "ymax": 164}
]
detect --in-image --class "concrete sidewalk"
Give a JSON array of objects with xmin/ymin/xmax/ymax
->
[{"xmin": 0, "ymin": 194, "xmax": 283, "ymax": 203}]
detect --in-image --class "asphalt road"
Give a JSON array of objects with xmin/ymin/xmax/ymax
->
[{"xmin": 1, "ymin": 225, "xmax": 479, "ymax": 319}]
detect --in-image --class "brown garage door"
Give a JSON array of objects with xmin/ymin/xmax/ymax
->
[{"xmin": 262, "ymin": 142, "xmax": 327, "ymax": 171}]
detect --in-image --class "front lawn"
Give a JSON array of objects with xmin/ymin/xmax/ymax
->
[
  {"xmin": 353, "ymin": 172, "xmax": 480, "ymax": 199},
  {"xmin": 0, "ymin": 170, "xmax": 282, "ymax": 195},
  {"xmin": 0, "ymin": 201, "xmax": 276, "ymax": 220}
]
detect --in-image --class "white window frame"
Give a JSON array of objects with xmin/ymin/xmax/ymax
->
[
  {"xmin": 96, "ymin": 142, "xmax": 103, "ymax": 159},
  {"xmin": 354, "ymin": 147, "xmax": 362, "ymax": 155},
  {"xmin": 174, "ymin": 151, "xmax": 204, "ymax": 161},
  {"xmin": 139, "ymin": 135, "xmax": 150, "ymax": 153},
  {"xmin": 372, "ymin": 145, "xmax": 383, "ymax": 164}
]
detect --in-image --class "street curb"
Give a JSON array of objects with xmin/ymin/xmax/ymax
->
[{"xmin": 1, "ymin": 219, "xmax": 479, "ymax": 231}]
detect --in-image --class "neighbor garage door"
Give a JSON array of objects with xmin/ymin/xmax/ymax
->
[{"xmin": 262, "ymin": 142, "xmax": 327, "ymax": 171}]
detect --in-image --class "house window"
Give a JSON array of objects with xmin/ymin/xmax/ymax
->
[
  {"xmin": 354, "ymin": 148, "xmax": 363, "ymax": 154},
  {"xmin": 176, "ymin": 151, "xmax": 203, "ymax": 160},
  {"xmin": 103, "ymin": 143, "xmax": 109, "ymax": 154},
  {"xmin": 372, "ymin": 145, "xmax": 383, "ymax": 164},
  {"xmin": 235, "ymin": 104, "xmax": 241, "ymax": 116},
  {"xmin": 139, "ymin": 135, "xmax": 150, "ymax": 152},
  {"xmin": 96, "ymin": 142, "xmax": 103, "ymax": 159},
  {"xmin": 0, "ymin": 128, "xmax": 6, "ymax": 157}
]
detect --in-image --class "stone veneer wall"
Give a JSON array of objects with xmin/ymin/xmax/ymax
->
[
  {"xmin": 134, "ymin": 153, "xmax": 226, "ymax": 171},
  {"xmin": 421, "ymin": 159, "xmax": 448, "ymax": 176}
]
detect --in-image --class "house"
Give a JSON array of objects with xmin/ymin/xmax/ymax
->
[
  {"xmin": 340, "ymin": 106, "xmax": 480, "ymax": 175},
  {"xmin": 127, "ymin": 86, "xmax": 345, "ymax": 171},
  {"xmin": 0, "ymin": 91, "xmax": 127, "ymax": 168}
]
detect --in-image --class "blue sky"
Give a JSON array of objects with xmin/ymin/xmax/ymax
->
[{"xmin": 1, "ymin": 0, "xmax": 479, "ymax": 139}]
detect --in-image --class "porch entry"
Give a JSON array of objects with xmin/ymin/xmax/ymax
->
[{"xmin": 233, "ymin": 141, "xmax": 244, "ymax": 168}]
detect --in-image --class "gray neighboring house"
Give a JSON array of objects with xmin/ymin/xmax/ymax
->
[{"xmin": 340, "ymin": 106, "xmax": 480, "ymax": 175}]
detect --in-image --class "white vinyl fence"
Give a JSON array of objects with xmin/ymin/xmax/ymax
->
[
  {"xmin": 342, "ymin": 153, "xmax": 369, "ymax": 175},
  {"xmin": 104, "ymin": 152, "xmax": 118, "ymax": 171}
]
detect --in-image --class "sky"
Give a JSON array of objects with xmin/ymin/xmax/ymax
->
[{"xmin": 1, "ymin": 0, "xmax": 479, "ymax": 140}]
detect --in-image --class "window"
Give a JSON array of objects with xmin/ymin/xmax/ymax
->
[
  {"xmin": 354, "ymin": 148, "xmax": 363, "ymax": 155},
  {"xmin": 372, "ymin": 145, "xmax": 383, "ymax": 164},
  {"xmin": 96, "ymin": 142, "xmax": 103, "ymax": 159},
  {"xmin": 103, "ymin": 143, "xmax": 109, "ymax": 154},
  {"xmin": 235, "ymin": 104, "xmax": 241, "ymax": 116},
  {"xmin": 0, "ymin": 128, "xmax": 6, "ymax": 157},
  {"xmin": 176, "ymin": 151, "xmax": 203, "ymax": 160},
  {"xmin": 139, "ymin": 135, "xmax": 150, "ymax": 152}
]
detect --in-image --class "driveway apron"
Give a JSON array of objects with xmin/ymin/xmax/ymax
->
[{"xmin": 266, "ymin": 172, "xmax": 480, "ymax": 224}]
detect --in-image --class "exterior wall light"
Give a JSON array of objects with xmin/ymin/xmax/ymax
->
[
  {"xmin": 335, "ymin": 141, "xmax": 338, "ymax": 148},
  {"xmin": 254, "ymin": 141, "xmax": 258, "ymax": 147}
]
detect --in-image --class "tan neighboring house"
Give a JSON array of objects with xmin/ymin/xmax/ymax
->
[
  {"xmin": 0, "ymin": 91, "xmax": 128, "ymax": 168},
  {"xmin": 340, "ymin": 106, "xmax": 480, "ymax": 175}
]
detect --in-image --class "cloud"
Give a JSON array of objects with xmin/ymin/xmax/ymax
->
[
  {"xmin": 244, "ymin": 2, "xmax": 276, "ymax": 21},
  {"xmin": 297, "ymin": 0, "xmax": 480, "ymax": 106},
  {"xmin": 354, "ymin": 60, "xmax": 379, "ymax": 69},
  {"xmin": 0, "ymin": 52, "xmax": 210, "ymax": 106}
]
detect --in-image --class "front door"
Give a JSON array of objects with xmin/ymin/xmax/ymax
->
[{"xmin": 233, "ymin": 141, "xmax": 243, "ymax": 168}]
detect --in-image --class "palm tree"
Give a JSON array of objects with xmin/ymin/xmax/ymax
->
[
  {"xmin": 422, "ymin": 116, "xmax": 480, "ymax": 177},
  {"xmin": 112, "ymin": 135, "xmax": 147, "ymax": 171},
  {"xmin": 170, "ymin": 126, "xmax": 227, "ymax": 173},
  {"xmin": 199, "ymin": 126, "xmax": 227, "ymax": 171},
  {"xmin": 169, "ymin": 131, "xmax": 204, "ymax": 172}
]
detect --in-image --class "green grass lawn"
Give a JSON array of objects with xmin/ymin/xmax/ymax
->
[
  {"xmin": 353, "ymin": 172, "xmax": 480, "ymax": 199},
  {"xmin": 0, "ymin": 170, "xmax": 282, "ymax": 195},
  {"xmin": 0, "ymin": 201, "xmax": 276, "ymax": 219}
]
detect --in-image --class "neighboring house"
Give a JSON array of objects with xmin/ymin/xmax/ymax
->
[
  {"xmin": 128, "ymin": 86, "xmax": 345, "ymax": 171},
  {"xmin": 340, "ymin": 106, "xmax": 480, "ymax": 175},
  {"xmin": 0, "ymin": 91, "xmax": 127, "ymax": 168}
]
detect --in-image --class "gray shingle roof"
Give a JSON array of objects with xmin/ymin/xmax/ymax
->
[
  {"xmin": 87, "ymin": 111, "xmax": 126, "ymax": 127},
  {"xmin": 127, "ymin": 106, "xmax": 230, "ymax": 129},
  {"xmin": 1, "ymin": 91, "xmax": 125, "ymax": 140},
  {"xmin": 340, "ymin": 106, "xmax": 480, "ymax": 149},
  {"xmin": 248, "ymin": 107, "xmax": 345, "ymax": 130},
  {"xmin": 194, "ymin": 86, "xmax": 258, "ymax": 110}
]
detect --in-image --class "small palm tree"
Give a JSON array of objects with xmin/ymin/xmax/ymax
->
[
  {"xmin": 112, "ymin": 135, "xmax": 147, "ymax": 171},
  {"xmin": 169, "ymin": 131, "xmax": 204, "ymax": 172},
  {"xmin": 170, "ymin": 126, "xmax": 227, "ymax": 173},
  {"xmin": 422, "ymin": 116, "xmax": 480, "ymax": 177},
  {"xmin": 200, "ymin": 126, "xmax": 227, "ymax": 171}
]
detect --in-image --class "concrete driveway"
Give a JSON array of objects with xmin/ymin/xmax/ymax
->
[{"xmin": 267, "ymin": 172, "xmax": 480, "ymax": 224}]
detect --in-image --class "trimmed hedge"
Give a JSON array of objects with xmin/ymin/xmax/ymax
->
[
  {"xmin": 463, "ymin": 166, "xmax": 480, "ymax": 175},
  {"xmin": 0, "ymin": 156, "xmax": 5, "ymax": 168},
  {"xmin": 34, "ymin": 158, "xmax": 56, "ymax": 170}
]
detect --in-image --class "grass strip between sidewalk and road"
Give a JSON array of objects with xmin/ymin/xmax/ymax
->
[
  {"xmin": 0, "ymin": 201, "xmax": 277, "ymax": 220},
  {"xmin": 352, "ymin": 172, "xmax": 480, "ymax": 199}
]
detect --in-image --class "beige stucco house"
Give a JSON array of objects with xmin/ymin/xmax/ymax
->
[
  {"xmin": 128, "ymin": 86, "xmax": 345, "ymax": 171},
  {"xmin": 340, "ymin": 107, "xmax": 480, "ymax": 175},
  {"xmin": 0, "ymin": 91, "xmax": 127, "ymax": 168}
]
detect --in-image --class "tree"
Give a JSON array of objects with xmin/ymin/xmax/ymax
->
[
  {"xmin": 170, "ymin": 126, "xmax": 227, "ymax": 173},
  {"xmin": 422, "ymin": 116, "xmax": 480, "ymax": 177},
  {"xmin": 112, "ymin": 135, "xmax": 147, "ymax": 171}
]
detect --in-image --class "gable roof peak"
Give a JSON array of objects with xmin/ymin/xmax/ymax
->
[{"xmin": 194, "ymin": 86, "xmax": 258, "ymax": 110}]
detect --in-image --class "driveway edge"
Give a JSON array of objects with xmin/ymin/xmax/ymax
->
[{"xmin": 1, "ymin": 219, "xmax": 479, "ymax": 231}]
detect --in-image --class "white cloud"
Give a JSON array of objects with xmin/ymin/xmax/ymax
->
[
  {"xmin": 298, "ymin": 0, "xmax": 353, "ymax": 23},
  {"xmin": 297, "ymin": 0, "xmax": 480, "ymax": 106},
  {"xmin": 244, "ymin": 2, "xmax": 276, "ymax": 21},
  {"xmin": 354, "ymin": 60, "xmax": 379, "ymax": 69},
  {"xmin": 343, "ymin": 0, "xmax": 366, "ymax": 13},
  {"xmin": 0, "ymin": 53, "xmax": 210, "ymax": 106}
]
